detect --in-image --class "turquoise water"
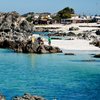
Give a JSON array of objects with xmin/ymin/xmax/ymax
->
[{"xmin": 0, "ymin": 49, "xmax": 100, "ymax": 100}]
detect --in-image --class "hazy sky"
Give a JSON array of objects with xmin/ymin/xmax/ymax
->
[{"xmin": 0, "ymin": 0, "xmax": 100, "ymax": 15}]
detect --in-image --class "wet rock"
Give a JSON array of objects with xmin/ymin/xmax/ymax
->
[
  {"xmin": 94, "ymin": 54, "xmax": 100, "ymax": 58},
  {"xmin": 81, "ymin": 60, "xmax": 96, "ymax": 62},
  {"xmin": 96, "ymin": 30, "xmax": 100, "ymax": 35},
  {"xmin": 90, "ymin": 54, "xmax": 95, "ymax": 55},
  {"xmin": 64, "ymin": 53, "xmax": 75, "ymax": 55},
  {"xmin": 0, "ymin": 11, "xmax": 62, "ymax": 54},
  {"xmin": 0, "ymin": 39, "xmax": 62, "ymax": 54},
  {"xmin": 0, "ymin": 94, "xmax": 6, "ymax": 100},
  {"xmin": 44, "ymin": 45, "xmax": 62, "ymax": 53},
  {"xmin": 13, "ymin": 93, "xmax": 45, "ymax": 100}
]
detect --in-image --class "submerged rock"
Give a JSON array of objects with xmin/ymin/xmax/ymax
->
[
  {"xmin": 64, "ymin": 53, "xmax": 75, "ymax": 55},
  {"xmin": 0, "ymin": 94, "xmax": 6, "ymax": 100},
  {"xmin": 81, "ymin": 59, "xmax": 96, "ymax": 62},
  {"xmin": 94, "ymin": 54, "xmax": 100, "ymax": 58},
  {"xmin": 13, "ymin": 93, "xmax": 45, "ymax": 100}
]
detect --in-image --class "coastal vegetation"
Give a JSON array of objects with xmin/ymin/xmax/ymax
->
[
  {"xmin": 23, "ymin": 12, "xmax": 34, "ymax": 23},
  {"xmin": 54, "ymin": 7, "xmax": 75, "ymax": 22},
  {"xmin": 23, "ymin": 7, "xmax": 75, "ymax": 24},
  {"xmin": 21, "ymin": 7, "xmax": 100, "ymax": 25},
  {"xmin": 0, "ymin": 11, "xmax": 99, "ymax": 100}
]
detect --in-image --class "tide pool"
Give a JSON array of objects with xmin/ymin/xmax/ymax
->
[{"xmin": 0, "ymin": 49, "xmax": 100, "ymax": 100}]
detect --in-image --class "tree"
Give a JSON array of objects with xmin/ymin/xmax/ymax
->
[
  {"xmin": 55, "ymin": 7, "xmax": 75, "ymax": 22},
  {"xmin": 26, "ymin": 16, "xmax": 33, "ymax": 22}
]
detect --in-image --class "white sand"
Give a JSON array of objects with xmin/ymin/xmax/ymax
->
[
  {"xmin": 35, "ymin": 23, "xmax": 100, "ymax": 33},
  {"xmin": 44, "ymin": 39, "xmax": 100, "ymax": 51},
  {"xmin": 36, "ymin": 23, "xmax": 100, "ymax": 52}
]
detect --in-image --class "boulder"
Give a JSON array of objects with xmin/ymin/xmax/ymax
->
[
  {"xmin": 64, "ymin": 53, "xmax": 75, "ymax": 55},
  {"xmin": 0, "ymin": 11, "xmax": 33, "ymax": 41},
  {"xmin": 90, "ymin": 41, "xmax": 100, "ymax": 48},
  {"xmin": 13, "ymin": 93, "xmax": 45, "ymax": 100},
  {"xmin": 94, "ymin": 54, "xmax": 100, "ymax": 58},
  {"xmin": 96, "ymin": 30, "xmax": 100, "ymax": 35},
  {"xmin": 0, "ymin": 94, "xmax": 6, "ymax": 100},
  {"xmin": 81, "ymin": 60, "xmax": 96, "ymax": 62},
  {"xmin": 0, "ymin": 39, "xmax": 62, "ymax": 54},
  {"xmin": 44, "ymin": 45, "xmax": 62, "ymax": 53}
]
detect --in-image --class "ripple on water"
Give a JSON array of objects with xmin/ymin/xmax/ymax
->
[{"xmin": 0, "ymin": 49, "xmax": 100, "ymax": 100}]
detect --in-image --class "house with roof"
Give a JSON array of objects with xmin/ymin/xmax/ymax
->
[
  {"xmin": 94, "ymin": 16, "xmax": 100, "ymax": 24},
  {"xmin": 36, "ymin": 13, "xmax": 53, "ymax": 24},
  {"xmin": 61, "ymin": 15, "xmax": 92, "ymax": 24}
]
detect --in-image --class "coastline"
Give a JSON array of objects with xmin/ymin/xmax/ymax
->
[
  {"xmin": 35, "ymin": 23, "xmax": 100, "ymax": 52},
  {"xmin": 34, "ymin": 23, "xmax": 100, "ymax": 33},
  {"xmin": 44, "ymin": 39, "xmax": 100, "ymax": 52}
]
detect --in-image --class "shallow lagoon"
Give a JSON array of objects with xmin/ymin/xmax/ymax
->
[{"xmin": 0, "ymin": 49, "xmax": 100, "ymax": 100}]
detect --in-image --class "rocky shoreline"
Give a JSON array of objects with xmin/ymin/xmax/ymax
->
[
  {"xmin": 0, "ymin": 93, "xmax": 45, "ymax": 100},
  {"xmin": 0, "ymin": 39, "xmax": 62, "ymax": 53},
  {"xmin": 0, "ymin": 12, "xmax": 62, "ymax": 54}
]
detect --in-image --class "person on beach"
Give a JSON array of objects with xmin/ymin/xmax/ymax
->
[
  {"xmin": 32, "ymin": 36, "xmax": 35, "ymax": 43},
  {"xmin": 48, "ymin": 35, "xmax": 51, "ymax": 46},
  {"xmin": 37, "ymin": 37, "xmax": 44, "ymax": 45}
]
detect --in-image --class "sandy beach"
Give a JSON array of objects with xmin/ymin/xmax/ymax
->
[
  {"xmin": 36, "ymin": 23, "xmax": 100, "ymax": 51},
  {"xmin": 44, "ymin": 39, "xmax": 100, "ymax": 51},
  {"xmin": 35, "ymin": 23, "xmax": 100, "ymax": 33}
]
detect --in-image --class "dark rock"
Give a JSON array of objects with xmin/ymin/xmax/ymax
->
[
  {"xmin": 44, "ymin": 45, "xmax": 62, "ymax": 53},
  {"xmin": 0, "ymin": 11, "xmax": 62, "ymax": 54},
  {"xmin": 0, "ymin": 94, "xmax": 6, "ymax": 100},
  {"xmin": 48, "ymin": 32, "xmax": 67, "ymax": 37},
  {"xmin": 81, "ymin": 60, "xmax": 96, "ymax": 62},
  {"xmin": 13, "ymin": 93, "xmax": 45, "ymax": 100},
  {"xmin": 67, "ymin": 32, "xmax": 76, "ymax": 36},
  {"xmin": 19, "ymin": 20, "xmax": 32, "ymax": 32},
  {"xmin": 94, "ymin": 54, "xmax": 100, "ymax": 58},
  {"xmin": 0, "ymin": 39, "xmax": 62, "ymax": 54},
  {"xmin": 69, "ymin": 27, "xmax": 79, "ymax": 31},
  {"xmin": 90, "ymin": 54, "xmax": 95, "ymax": 55},
  {"xmin": 64, "ymin": 53, "xmax": 75, "ymax": 55},
  {"xmin": 0, "ymin": 11, "xmax": 33, "ymax": 41},
  {"xmin": 96, "ymin": 30, "xmax": 100, "ymax": 35},
  {"xmin": 90, "ymin": 41, "xmax": 100, "ymax": 48}
]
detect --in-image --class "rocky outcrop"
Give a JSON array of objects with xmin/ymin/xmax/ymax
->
[
  {"xmin": 0, "ymin": 93, "xmax": 45, "ymax": 100},
  {"xmin": 0, "ymin": 11, "xmax": 33, "ymax": 42},
  {"xmin": 81, "ymin": 60, "xmax": 96, "ymax": 62},
  {"xmin": 64, "ymin": 53, "xmax": 75, "ymax": 55},
  {"xmin": 0, "ymin": 39, "xmax": 62, "ymax": 53},
  {"xmin": 90, "ymin": 40, "xmax": 100, "ymax": 48},
  {"xmin": 94, "ymin": 54, "xmax": 100, "ymax": 58},
  {"xmin": 13, "ymin": 93, "xmax": 45, "ymax": 100},
  {"xmin": 96, "ymin": 30, "xmax": 100, "ymax": 35},
  {"xmin": 0, "ymin": 11, "xmax": 62, "ymax": 54},
  {"xmin": 0, "ymin": 94, "xmax": 6, "ymax": 100}
]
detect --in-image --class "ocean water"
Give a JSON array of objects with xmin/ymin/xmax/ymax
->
[{"xmin": 0, "ymin": 49, "xmax": 100, "ymax": 100}]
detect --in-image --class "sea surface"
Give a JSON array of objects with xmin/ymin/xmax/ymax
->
[{"xmin": 0, "ymin": 49, "xmax": 100, "ymax": 100}]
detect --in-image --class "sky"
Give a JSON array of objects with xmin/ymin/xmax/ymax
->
[{"xmin": 0, "ymin": 0, "xmax": 100, "ymax": 15}]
